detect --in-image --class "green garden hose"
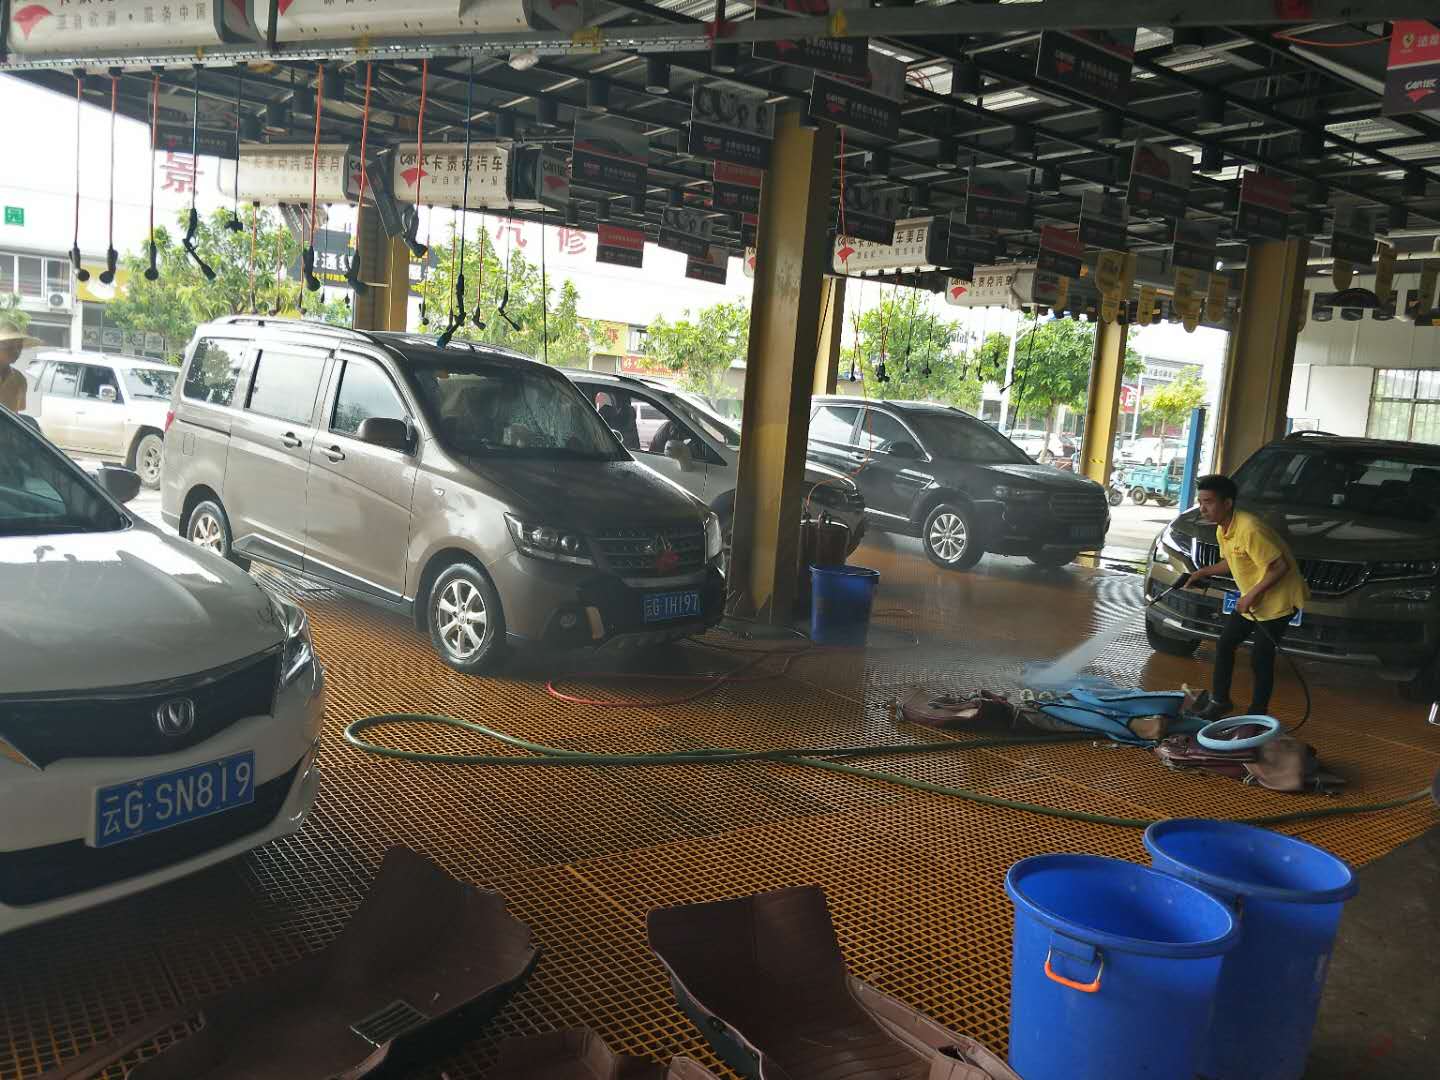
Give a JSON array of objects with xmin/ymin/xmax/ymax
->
[{"xmin": 343, "ymin": 714, "xmax": 1430, "ymax": 830}]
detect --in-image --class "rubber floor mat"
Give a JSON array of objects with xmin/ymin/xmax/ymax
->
[
  {"xmin": 646, "ymin": 886, "xmax": 1017, "ymax": 1080},
  {"xmin": 489, "ymin": 1028, "xmax": 719, "ymax": 1080}
]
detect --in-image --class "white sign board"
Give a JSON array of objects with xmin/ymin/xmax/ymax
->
[
  {"xmin": 255, "ymin": 0, "xmax": 594, "ymax": 40},
  {"xmin": 218, "ymin": 145, "xmax": 357, "ymax": 205},
  {"xmin": 8, "ymin": 0, "xmax": 251, "ymax": 54},
  {"xmin": 394, "ymin": 143, "xmax": 510, "ymax": 208},
  {"xmin": 832, "ymin": 216, "xmax": 938, "ymax": 274},
  {"xmin": 944, "ymin": 265, "xmax": 1028, "ymax": 308}
]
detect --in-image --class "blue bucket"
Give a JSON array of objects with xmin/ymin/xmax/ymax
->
[
  {"xmin": 809, "ymin": 565, "xmax": 878, "ymax": 646},
  {"xmin": 1005, "ymin": 854, "xmax": 1240, "ymax": 1080},
  {"xmin": 1145, "ymin": 819, "xmax": 1358, "ymax": 1080}
]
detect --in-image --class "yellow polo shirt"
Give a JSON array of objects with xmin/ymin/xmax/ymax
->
[
  {"xmin": 0, "ymin": 366, "xmax": 25, "ymax": 413},
  {"xmin": 1216, "ymin": 509, "xmax": 1309, "ymax": 622}
]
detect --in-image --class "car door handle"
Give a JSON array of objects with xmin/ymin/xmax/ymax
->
[
  {"xmin": 280, "ymin": 432, "xmax": 303, "ymax": 449},
  {"xmin": 324, "ymin": 445, "xmax": 345, "ymax": 462}
]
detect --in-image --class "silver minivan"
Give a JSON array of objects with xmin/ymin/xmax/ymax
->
[{"xmin": 161, "ymin": 317, "xmax": 725, "ymax": 672}]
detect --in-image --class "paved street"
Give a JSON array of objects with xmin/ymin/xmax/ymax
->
[{"xmin": 1103, "ymin": 500, "xmax": 1178, "ymax": 566}]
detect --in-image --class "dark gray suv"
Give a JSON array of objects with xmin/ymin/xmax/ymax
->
[{"xmin": 807, "ymin": 397, "xmax": 1110, "ymax": 569}]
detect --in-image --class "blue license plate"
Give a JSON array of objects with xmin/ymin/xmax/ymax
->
[
  {"xmin": 643, "ymin": 589, "xmax": 702, "ymax": 623},
  {"xmin": 94, "ymin": 751, "xmax": 255, "ymax": 848},
  {"xmin": 1222, "ymin": 591, "xmax": 1302, "ymax": 626}
]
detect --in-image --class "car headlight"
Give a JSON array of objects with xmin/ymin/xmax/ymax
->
[
  {"xmin": 270, "ymin": 596, "xmax": 315, "ymax": 687},
  {"xmin": 1370, "ymin": 559, "xmax": 1439, "ymax": 581},
  {"xmin": 505, "ymin": 514, "xmax": 593, "ymax": 565},
  {"xmin": 992, "ymin": 485, "xmax": 1046, "ymax": 499},
  {"xmin": 1160, "ymin": 525, "xmax": 1192, "ymax": 563},
  {"xmin": 704, "ymin": 511, "xmax": 724, "ymax": 562}
]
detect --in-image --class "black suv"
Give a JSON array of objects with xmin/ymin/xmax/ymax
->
[{"xmin": 807, "ymin": 397, "xmax": 1110, "ymax": 569}]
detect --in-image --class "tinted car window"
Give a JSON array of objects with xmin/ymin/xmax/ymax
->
[
  {"xmin": 123, "ymin": 367, "xmax": 178, "ymax": 402},
  {"xmin": 183, "ymin": 339, "xmax": 244, "ymax": 407},
  {"xmin": 78, "ymin": 365, "xmax": 122, "ymax": 402},
  {"xmin": 1237, "ymin": 445, "xmax": 1440, "ymax": 521},
  {"xmin": 811, "ymin": 405, "xmax": 860, "ymax": 445},
  {"xmin": 46, "ymin": 362, "xmax": 80, "ymax": 398},
  {"xmin": 332, "ymin": 359, "xmax": 407, "ymax": 436},
  {"xmin": 0, "ymin": 417, "xmax": 126, "ymax": 536},
  {"xmin": 858, "ymin": 410, "xmax": 915, "ymax": 453},
  {"xmin": 910, "ymin": 413, "xmax": 1032, "ymax": 464},
  {"xmin": 246, "ymin": 350, "xmax": 326, "ymax": 426}
]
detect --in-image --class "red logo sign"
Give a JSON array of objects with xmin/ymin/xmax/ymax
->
[
  {"xmin": 949, "ymin": 282, "xmax": 967, "ymax": 300},
  {"xmin": 13, "ymin": 4, "xmax": 52, "ymax": 38},
  {"xmin": 836, "ymin": 242, "xmax": 856, "ymax": 264},
  {"xmin": 655, "ymin": 539, "xmax": 679, "ymax": 574},
  {"xmin": 401, "ymin": 166, "xmax": 428, "ymax": 188}
]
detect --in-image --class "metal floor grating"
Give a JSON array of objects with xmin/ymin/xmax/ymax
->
[{"xmin": 4, "ymin": 537, "xmax": 1438, "ymax": 1079}]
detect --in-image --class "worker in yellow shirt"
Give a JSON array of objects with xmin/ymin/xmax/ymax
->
[
  {"xmin": 0, "ymin": 327, "xmax": 39, "ymax": 414},
  {"xmin": 1179, "ymin": 473, "xmax": 1310, "ymax": 718}
]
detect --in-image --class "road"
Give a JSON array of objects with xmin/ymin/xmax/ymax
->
[{"xmin": 1103, "ymin": 500, "xmax": 1178, "ymax": 566}]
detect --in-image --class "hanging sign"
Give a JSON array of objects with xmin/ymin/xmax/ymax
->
[
  {"xmin": 1236, "ymin": 171, "xmax": 1295, "ymax": 240},
  {"xmin": 596, "ymin": 223, "xmax": 645, "ymax": 268},
  {"xmin": 1079, "ymin": 191, "xmax": 1128, "ymax": 251},
  {"xmin": 742, "ymin": 213, "xmax": 759, "ymax": 250},
  {"xmin": 1037, "ymin": 226, "xmax": 1083, "ymax": 279},
  {"xmin": 1331, "ymin": 207, "xmax": 1375, "ymax": 266},
  {"xmin": 1172, "ymin": 218, "xmax": 1218, "ymax": 273},
  {"xmin": 1174, "ymin": 267, "xmax": 1208, "ymax": 311},
  {"xmin": 1205, "ymin": 274, "xmax": 1229, "ymax": 322},
  {"xmin": 946, "ymin": 266, "xmax": 1022, "ymax": 308},
  {"xmin": 258, "ymin": 0, "xmax": 591, "ymax": 42},
  {"xmin": 507, "ymin": 146, "xmax": 571, "ymax": 210},
  {"xmin": 965, "ymin": 167, "xmax": 1032, "ymax": 230},
  {"xmin": 752, "ymin": 0, "xmax": 869, "ymax": 78},
  {"xmin": 573, "ymin": 112, "xmax": 649, "ymax": 198},
  {"xmin": 8, "ymin": 0, "xmax": 251, "ymax": 54},
  {"xmin": 711, "ymin": 162, "xmax": 765, "ymax": 215},
  {"xmin": 685, "ymin": 246, "xmax": 729, "ymax": 285},
  {"xmin": 1095, "ymin": 249, "xmax": 1131, "ymax": 324},
  {"xmin": 840, "ymin": 185, "xmax": 902, "ymax": 245},
  {"xmin": 1415, "ymin": 260, "xmax": 1440, "ymax": 321},
  {"xmin": 1127, "ymin": 141, "xmax": 1193, "ymax": 221},
  {"xmin": 219, "ymin": 145, "xmax": 358, "ymax": 205},
  {"xmin": 1384, "ymin": 21, "xmax": 1440, "ymax": 115},
  {"xmin": 742, "ymin": 247, "xmax": 757, "ymax": 279},
  {"xmin": 946, "ymin": 220, "xmax": 1000, "ymax": 267},
  {"xmin": 392, "ymin": 143, "xmax": 508, "ymax": 208},
  {"xmin": 1034, "ymin": 29, "xmax": 1137, "ymax": 105},
  {"xmin": 152, "ymin": 88, "xmax": 242, "ymax": 161},
  {"xmin": 833, "ymin": 217, "xmax": 941, "ymax": 274},
  {"xmin": 658, "ymin": 206, "xmax": 714, "ymax": 258},
  {"xmin": 809, "ymin": 73, "xmax": 902, "ymax": 142},
  {"xmin": 1137, "ymin": 284, "xmax": 1157, "ymax": 325},
  {"xmin": 690, "ymin": 84, "xmax": 775, "ymax": 170},
  {"xmin": 1033, "ymin": 270, "xmax": 1063, "ymax": 309},
  {"xmin": 1374, "ymin": 242, "xmax": 1398, "ymax": 306}
]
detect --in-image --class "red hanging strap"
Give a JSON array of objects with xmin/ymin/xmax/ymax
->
[
  {"xmin": 148, "ymin": 76, "xmax": 159, "ymax": 241},
  {"xmin": 106, "ymin": 75, "xmax": 118, "ymax": 251},
  {"xmin": 414, "ymin": 59, "xmax": 430, "ymax": 210},
  {"xmin": 355, "ymin": 63, "xmax": 373, "ymax": 209},
  {"xmin": 309, "ymin": 64, "xmax": 325, "ymax": 249}
]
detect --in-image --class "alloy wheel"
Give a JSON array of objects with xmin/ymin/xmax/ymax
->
[
  {"xmin": 137, "ymin": 440, "xmax": 163, "ymax": 486},
  {"xmin": 928, "ymin": 512, "xmax": 968, "ymax": 563},
  {"xmin": 190, "ymin": 511, "xmax": 224, "ymax": 553},
  {"xmin": 436, "ymin": 579, "xmax": 488, "ymax": 661}
]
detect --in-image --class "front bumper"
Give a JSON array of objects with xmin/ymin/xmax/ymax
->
[
  {"xmin": 0, "ymin": 663, "xmax": 324, "ymax": 937},
  {"xmin": 974, "ymin": 498, "xmax": 1109, "ymax": 554},
  {"xmin": 487, "ymin": 549, "xmax": 726, "ymax": 649}
]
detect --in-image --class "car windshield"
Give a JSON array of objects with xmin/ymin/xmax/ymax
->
[
  {"xmin": 0, "ymin": 418, "xmax": 128, "ymax": 536},
  {"xmin": 407, "ymin": 358, "xmax": 625, "ymax": 461},
  {"xmin": 1236, "ymin": 444, "xmax": 1440, "ymax": 522},
  {"xmin": 911, "ymin": 413, "xmax": 1033, "ymax": 464},
  {"xmin": 122, "ymin": 366, "xmax": 179, "ymax": 401}
]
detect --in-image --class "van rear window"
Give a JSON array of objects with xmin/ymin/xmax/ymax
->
[{"xmin": 183, "ymin": 339, "xmax": 243, "ymax": 407}]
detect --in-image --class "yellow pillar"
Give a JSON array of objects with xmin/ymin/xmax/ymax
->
[
  {"xmin": 812, "ymin": 275, "xmax": 846, "ymax": 396},
  {"xmin": 1214, "ymin": 237, "xmax": 1308, "ymax": 473},
  {"xmin": 352, "ymin": 205, "xmax": 412, "ymax": 332},
  {"xmin": 1079, "ymin": 318, "xmax": 1128, "ymax": 485},
  {"xmin": 731, "ymin": 108, "xmax": 834, "ymax": 621}
]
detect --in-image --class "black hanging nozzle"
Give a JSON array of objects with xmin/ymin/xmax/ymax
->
[
  {"xmin": 344, "ymin": 254, "xmax": 369, "ymax": 296},
  {"xmin": 70, "ymin": 246, "xmax": 90, "ymax": 283},
  {"xmin": 302, "ymin": 247, "xmax": 322, "ymax": 292},
  {"xmin": 875, "ymin": 360, "xmax": 890, "ymax": 384},
  {"xmin": 98, "ymin": 247, "xmax": 119, "ymax": 286},
  {"xmin": 226, "ymin": 212, "xmax": 244, "ymax": 233},
  {"xmin": 144, "ymin": 241, "xmax": 159, "ymax": 282},
  {"xmin": 182, "ymin": 208, "xmax": 216, "ymax": 280}
]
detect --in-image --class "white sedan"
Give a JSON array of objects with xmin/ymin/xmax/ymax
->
[{"xmin": 0, "ymin": 407, "xmax": 324, "ymax": 936}]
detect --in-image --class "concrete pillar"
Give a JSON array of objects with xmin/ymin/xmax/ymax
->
[
  {"xmin": 1214, "ymin": 237, "xmax": 1308, "ymax": 473},
  {"xmin": 812, "ymin": 275, "xmax": 846, "ymax": 396},
  {"xmin": 731, "ymin": 108, "xmax": 835, "ymax": 621},
  {"xmin": 1079, "ymin": 318, "xmax": 1128, "ymax": 486},
  {"xmin": 352, "ymin": 205, "xmax": 411, "ymax": 332}
]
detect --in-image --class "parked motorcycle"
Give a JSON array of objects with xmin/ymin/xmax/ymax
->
[{"xmin": 1107, "ymin": 468, "xmax": 1125, "ymax": 507}]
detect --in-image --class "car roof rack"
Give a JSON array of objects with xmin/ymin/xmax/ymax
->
[
  {"xmin": 210, "ymin": 315, "xmax": 374, "ymax": 345},
  {"xmin": 1284, "ymin": 429, "xmax": 1341, "ymax": 439}
]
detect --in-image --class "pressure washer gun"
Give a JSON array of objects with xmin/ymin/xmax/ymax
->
[
  {"xmin": 1145, "ymin": 572, "xmax": 1191, "ymax": 607},
  {"xmin": 182, "ymin": 208, "xmax": 216, "ymax": 281}
]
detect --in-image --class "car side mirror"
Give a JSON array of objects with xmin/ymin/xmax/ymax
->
[
  {"xmin": 98, "ymin": 385, "xmax": 117, "ymax": 403},
  {"xmin": 665, "ymin": 439, "xmax": 695, "ymax": 470},
  {"xmin": 888, "ymin": 440, "xmax": 919, "ymax": 459},
  {"xmin": 357, "ymin": 416, "xmax": 415, "ymax": 453},
  {"xmin": 97, "ymin": 464, "xmax": 141, "ymax": 504}
]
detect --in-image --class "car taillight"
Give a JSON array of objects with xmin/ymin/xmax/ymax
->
[{"xmin": 164, "ymin": 409, "xmax": 174, "ymax": 432}]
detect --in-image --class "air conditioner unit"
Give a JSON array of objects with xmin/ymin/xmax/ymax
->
[{"xmin": 48, "ymin": 292, "xmax": 68, "ymax": 308}]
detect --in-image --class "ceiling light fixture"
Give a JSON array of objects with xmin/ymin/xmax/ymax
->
[
  {"xmin": 508, "ymin": 50, "xmax": 540, "ymax": 72},
  {"xmin": 587, "ymin": 77, "xmax": 611, "ymax": 113},
  {"xmin": 937, "ymin": 134, "xmax": 957, "ymax": 170},
  {"xmin": 1171, "ymin": 27, "xmax": 1205, "ymax": 54},
  {"xmin": 645, "ymin": 57, "xmax": 671, "ymax": 95},
  {"xmin": 1098, "ymin": 110, "xmax": 1123, "ymax": 146}
]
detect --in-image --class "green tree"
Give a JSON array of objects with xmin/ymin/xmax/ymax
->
[
  {"xmin": 1142, "ymin": 367, "xmax": 1207, "ymax": 433},
  {"xmin": 106, "ymin": 208, "xmax": 351, "ymax": 361},
  {"xmin": 416, "ymin": 224, "xmax": 591, "ymax": 365},
  {"xmin": 843, "ymin": 291, "xmax": 981, "ymax": 412},
  {"xmin": 0, "ymin": 293, "xmax": 32, "ymax": 333},
  {"xmin": 975, "ymin": 316, "xmax": 1141, "ymax": 438},
  {"xmin": 645, "ymin": 301, "xmax": 750, "ymax": 398}
]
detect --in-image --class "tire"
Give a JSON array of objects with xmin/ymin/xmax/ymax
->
[
  {"xmin": 131, "ymin": 431, "xmax": 165, "ymax": 489},
  {"xmin": 1029, "ymin": 549, "xmax": 1079, "ymax": 569},
  {"xmin": 1107, "ymin": 488, "xmax": 1124, "ymax": 508},
  {"xmin": 1146, "ymin": 619, "xmax": 1200, "ymax": 657},
  {"xmin": 1130, "ymin": 487, "xmax": 1148, "ymax": 506},
  {"xmin": 184, "ymin": 498, "xmax": 250, "ymax": 570},
  {"xmin": 427, "ymin": 561, "xmax": 507, "ymax": 674},
  {"xmin": 922, "ymin": 502, "xmax": 983, "ymax": 571},
  {"xmin": 1400, "ymin": 657, "xmax": 1440, "ymax": 702}
]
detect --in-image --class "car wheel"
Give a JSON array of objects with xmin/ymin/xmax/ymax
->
[
  {"xmin": 185, "ymin": 498, "xmax": 250, "ymax": 570},
  {"xmin": 132, "ymin": 432, "xmax": 165, "ymax": 489},
  {"xmin": 922, "ymin": 503, "xmax": 983, "ymax": 570},
  {"xmin": 1130, "ymin": 487, "xmax": 1148, "ymax": 506},
  {"xmin": 1029, "ymin": 549, "xmax": 1079, "ymax": 569},
  {"xmin": 1107, "ymin": 488, "xmax": 1124, "ymax": 508},
  {"xmin": 428, "ymin": 562, "xmax": 507, "ymax": 674},
  {"xmin": 1146, "ymin": 619, "xmax": 1199, "ymax": 657}
]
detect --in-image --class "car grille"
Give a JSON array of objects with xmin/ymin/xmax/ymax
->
[
  {"xmin": 1191, "ymin": 540, "xmax": 1367, "ymax": 597},
  {"xmin": 1050, "ymin": 492, "xmax": 1107, "ymax": 523},
  {"xmin": 0, "ymin": 652, "xmax": 279, "ymax": 769},
  {"xmin": 1160, "ymin": 589, "xmax": 1416, "ymax": 645},
  {"xmin": 0, "ymin": 761, "xmax": 298, "ymax": 906},
  {"xmin": 591, "ymin": 527, "xmax": 707, "ymax": 578}
]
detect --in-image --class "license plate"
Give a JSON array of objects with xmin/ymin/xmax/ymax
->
[
  {"xmin": 1222, "ymin": 591, "xmax": 1302, "ymax": 626},
  {"xmin": 1069, "ymin": 525, "xmax": 1102, "ymax": 540},
  {"xmin": 94, "ymin": 751, "xmax": 255, "ymax": 848},
  {"xmin": 643, "ymin": 589, "xmax": 702, "ymax": 623}
]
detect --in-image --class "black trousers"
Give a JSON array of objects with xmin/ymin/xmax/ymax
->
[{"xmin": 1213, "ymin": 610, "xmax": 1293, "ymax": 713}]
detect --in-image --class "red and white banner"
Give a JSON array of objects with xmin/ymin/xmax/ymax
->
[{"xmin": 1385, "ymin": 20, "xmax": 1440, "ymax": 115}]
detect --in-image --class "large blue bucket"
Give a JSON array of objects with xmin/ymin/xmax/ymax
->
[
  {"xmin": 1005, "ymin": 854, "xmax": 1240, "ymax": 1080},
  {"xmin": 809, "ymin": 565, "xmax": 878, "ymax": 646},
  {"xmin": 1144, "ymin": 819, "xmax": 1358, "ymax": 1080}
]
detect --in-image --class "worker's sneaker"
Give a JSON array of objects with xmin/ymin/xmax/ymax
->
[{"xmin": 1188, "ymin": 692, "xmax": 1235, "ymax": 722}]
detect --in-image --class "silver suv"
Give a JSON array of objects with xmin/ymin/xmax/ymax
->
[
  {"xmin": 161, "ymin": 318, "xmax": 724, "ymax": 673},
  {"xmin": 21, "ymin": 351, "xmax": 177, "ymax": 488}
]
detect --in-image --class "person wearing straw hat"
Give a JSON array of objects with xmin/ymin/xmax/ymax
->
[{"xmin": 0, "ymin": 327, "xmax": 41, "ymax": 414}]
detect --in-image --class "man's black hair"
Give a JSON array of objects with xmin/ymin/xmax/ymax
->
[{"xmin": 1197, "ymin": 474, "xmax": 1237, "ymax": 501}]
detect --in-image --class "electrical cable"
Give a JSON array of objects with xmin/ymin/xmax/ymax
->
[
  {"xmin": 98, "ymin": 73, "xmax": 119, "ymax": 285},
  {"xmin": 144, "ymin": 74, "xmax": 159, "ymax": 282},
  {"xmin": 437, "ymin": 57, "xmax": 476, "ymax": 349},
  {"xmin": 1274, "ymin": 31, "xmax": 1389, "ymax": 48},
  {"xmin": 541, "ymin": 212, "xmax": 549, "ymax": 363},
  {"xmin": 226, "ymin": 67, "xmax": 245, "ymax": 232},
  {"xmin": 70, "ymin": 73, "xmax": 89, "ymax": 283},
  {"xmin": 302, "ymin": 63, "xmax": 324, "ymax": 293},
  {"xmin": 472, "ymin": 211, "xmax": 488, "ymax": 331},
  {"xmin": 346, "ymin": 62, "xmax": 374, "ymax": 296},
  {"xmin": 182, "ymin": 66, "xmax": 215, "ymax": 281}
]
